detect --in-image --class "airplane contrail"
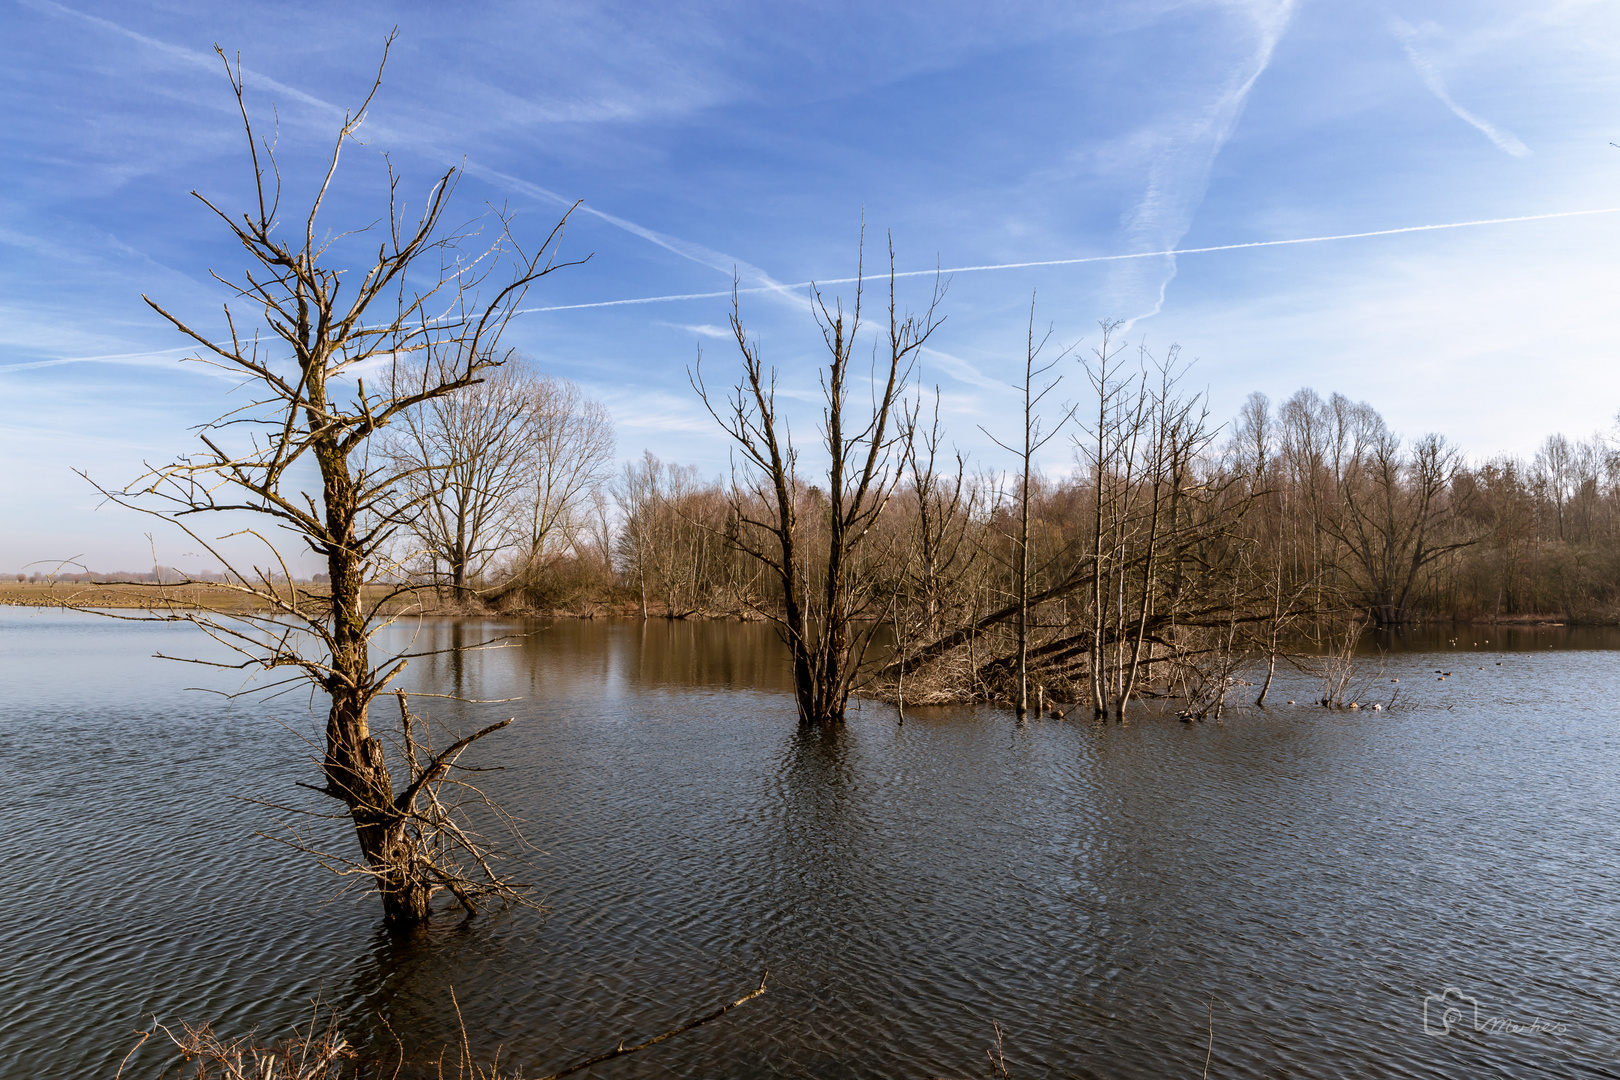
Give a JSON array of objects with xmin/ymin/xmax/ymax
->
[
  {"xmin": 30, "ymin": 1, "xmax": 786, "ymax": 299},
  {"xmin": 523, "ymin": 206, "xmax": 1620, "ymax": 314},
  {"xmin": 0, "ymin": 348, "xmax": 194, "ymax": 376}
]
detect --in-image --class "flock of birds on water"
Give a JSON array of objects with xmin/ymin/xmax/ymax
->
[
  {"xmin": 1283, "ymin": 636, "xmax": 1515, "ymax": 712},
  {"xmin": 1028, "ymin": 633, "xmax": 1555, "ymax": 720}
]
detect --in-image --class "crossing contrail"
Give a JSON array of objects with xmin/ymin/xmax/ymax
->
[{"xmin": 522, "ymin": 206, "xmax": 1620, "ymax": 314}]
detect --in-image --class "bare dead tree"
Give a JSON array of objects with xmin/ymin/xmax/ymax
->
[
  {"xmin": 88, "ymin": 38, "xmax": 584, "ymax": 926},
  {"xmin": 268, "ymin": 691, "xmax": 531, "ymax": 916},
  {"xmin": 1076, "ymin": 320, "xmax": 1143, "ymax": 719},
  {"xmin": 887, "ymin": 390, "xmax": 982, "ymax": 714},
  {"xmin": 903, "ymin": 393, "xmax": 979, "ymax": 643},
  {"xmin": 694, "ymin": 237, "xmax": 942, "ymax": 724},
  {"xmin": 982, "ymin": 296, "xmax": 1075, "ymax": 719}
]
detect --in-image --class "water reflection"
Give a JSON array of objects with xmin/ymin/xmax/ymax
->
[
  {"xmin": 1365, "ymin": 620, "xmax": 1619, "ymax": 653},
  {"xmin": 5, "ymin": 611, "xmax": 1620, "ymax": 1078}
]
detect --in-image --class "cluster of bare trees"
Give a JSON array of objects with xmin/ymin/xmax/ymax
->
[
  {"xmin": 662, "ymin": 267, "xmax": 1274, "ymax": 724},
  {"xmin": 381, "ymin": 357, "xmax": 615, "ymax": 604},
  {"xmin": 869, "ymin": 330, "xmax": 1255, "ymax": 720},
  {"xmin": 1236, "ymin": 391, "xmax": 1620, "ymax": 624},
  {"xmin": 351, "ymin": 219, "xmax": 1620, "ymax": 732},
  {"xmin": 1444, "ymin": 430, "xmax": 1620, "ymax": 618},
  {"xmin": 1239, "ymin": 388, "xmax": 1470, "ymax": 629},
  {"xmin": 680, "ymin": 297, "xmax": 1620, "ymax": 723},
  {"xmin": 115, "ymin": 34, "xmax": 1620, "ymax": 918},
  {"xmin": 872, "ymin": 381, "xmax": 1619, "ymax": 720},
  {"xmin": 613, "ymin": 451, "xmax": 762, "ymax": 618}
]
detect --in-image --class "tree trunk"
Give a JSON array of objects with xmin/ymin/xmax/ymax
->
[
  {"xmin": 1016, "ymin": 468, "xmax": 1031, "ymax": 719},
  {"xmin": 317, "ymin": 432, "xmax": 431, "ymax": 926}
]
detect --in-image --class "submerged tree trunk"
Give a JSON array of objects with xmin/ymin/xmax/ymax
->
[
  {"xmin": 112, "ymin": 40, "xmax": 574, "ymax": 927},
  {"xmin": 319, "ymin": 417, "xmax": 434, "ymax": 924},
  {"xmin": 698, "ymin": 243, "xmax": 939, "ymax": 726}
]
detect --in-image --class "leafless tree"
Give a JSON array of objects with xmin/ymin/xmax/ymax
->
[
  {"xmin": 1535, "ymin": 433, "xmax": 1575, "ymax": 543},
  {"xmin": 92, "ymin": 38, "xmax": 582, "ymax": 925},
  {"xmin": 982, "ymin": 297, "xmax": 1074, "ymax": 719},
  {"xmin": 504, "ymin": 375, "xmax": 616, "ymax": 586},
  {"xmin": 1282, "ymin": 391, "xmax": 1473, "ymax": 625},
  {"xmin": 381, "ymin": 354, "xmax": 533, "ymax": 602},
  {"xmin": 613, "ymin": 451, "xmax": 661, "ymax": 618},
  {"xmin": 695, "ymin": 239, "xmax": 941, "ymax": 724},
  {"xmin": 1231, "ymin": 392, "xmax": 1287, "ymax": 705},
  {"xmin": 1076, "ymin": 321, "xmax": 1145, "ymax": 719},
  {"xmin": 886, "ymin": 391, "xmax": 983, "ymax": 714}
]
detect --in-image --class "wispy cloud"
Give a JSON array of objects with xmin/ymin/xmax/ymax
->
[
  {"xmin": 1107, "ymin": 0, "xmax": 1298, "ymax": 329},
  {"xmin": 655, "ymin": 321, "xmax": 734, "ymax": 339},
  {"xmin": 600, "ymin": 390, "xmax": 724, "ymax": 438},
  {"xmin": 20, "ymin": 0, "xmax": 345, "ymax": 120},
  {"xmin": 28, "ymin": 2, "xmax": 792, "ymax": 309},
  {"xmin": 1394, "ymin": 19, "xmax": 1531, "ymax": 158},
  {"xmin": 918, "ymin": 346, "xmax": 1005, "ymax": 394}
]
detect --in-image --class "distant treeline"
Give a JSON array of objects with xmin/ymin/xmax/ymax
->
[
  {"xmin": 31, "ymin": 353, "xmax": 1615, "ymax": 711},
  {"xmin": 402, "ymin": 372, "xmax": 1619, "ymax": 631},
  {"xmin": 10, "ymin": 567, "xmax": 328, "ymax": 585},
  {"xmin": 11, "ymin": 567, "xmax": 228, "ymax": 584},
  {"xmin": 29, "ymin": 381, "xmax": 1617, "ymax": 634}
]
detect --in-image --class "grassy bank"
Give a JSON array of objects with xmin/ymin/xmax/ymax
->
[{"xmin": 0, "ymin": 580, "xmax": 404, "ymax": 614}]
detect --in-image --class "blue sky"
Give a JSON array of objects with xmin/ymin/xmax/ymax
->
[{"xmin": 3, "ymin": 0, "xmax": 1619, "ymax": 571}]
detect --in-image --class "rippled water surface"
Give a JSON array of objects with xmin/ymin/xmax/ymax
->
[{"xmin": 4, "ymin": 610, "xmax": 1620, "ymax": 1078}]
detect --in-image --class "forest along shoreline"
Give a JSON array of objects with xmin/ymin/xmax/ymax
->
[
  {"xmin": 3, "ymin": 579, "xmax": 1601, "ymax": 721},
  {"xmin": 1, "ymin": 582, "xmax": 1595, "ymax": 628},
  {"xmin": 15, "ymin": 372, "xmax": 1620, "ymax": 721}
]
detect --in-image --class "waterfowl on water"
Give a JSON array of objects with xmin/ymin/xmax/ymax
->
[{"xmin": 1371, "ymin": 703, "xmax": 1384, "ymax": 711}]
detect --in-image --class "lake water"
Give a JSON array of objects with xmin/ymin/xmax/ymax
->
[{"xmin": 3, "ymin": 609, "xmax": 1619, "ymax": 1078}]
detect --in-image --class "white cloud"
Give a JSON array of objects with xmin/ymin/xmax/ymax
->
[
  {"xmin": 919, "ymin": 345, "xmax": 1005, "ymax": 394},
  {"xmin": 656, "ymin": 322, "xmax": 734, "ymax": 339},
  {"xmin": 1106, "ymin": 0, "xmax": 1298, "ymax": 328},
  {"xmin": 23, "ymin": 0, "xmax": 346, "ymax": 121},
  {"xmin": 1394, "ymin": 19, "xmax": 1531, "ymax": 159}
]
